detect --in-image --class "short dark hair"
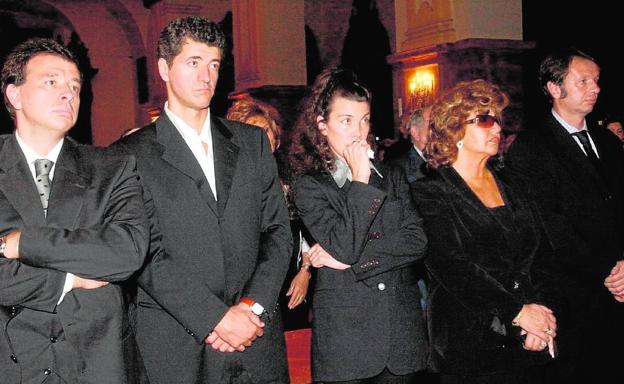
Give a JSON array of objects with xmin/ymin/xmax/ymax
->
[
  {"xmin": 539, "ymin": 47, "xmax": 597, "ymax": 100},
  {"xmin": 1, "ymin": 37, "xmax": 79, "ymax": 119},
  {"xmin": 157, "ymin": 16, "xmax": 226, "ymax": 65}
]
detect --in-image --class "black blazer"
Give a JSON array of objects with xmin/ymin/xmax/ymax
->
[
  {"xmin": 115, "ymin": 114, "xmax": 292, "ymax": 384},
  {"xmin": 0, "ymin": 135, "xmax": 149, "ymax": 383},
  {"xmin": 388, "ymin": 146, "xmax": 426, "ymax": 183},
  {"xmin": 506, "ymin": 115, "xmax": 624, "ymax": 286},
  {"xmin": 293, "ymin": 162, "xmax": 428, "ymax": 382},
  {"xmin": 505, "ymin": 115, "xmax": 624, "ymax": 380},
  {"xmin": 412, "ymin": 165, "xmax": 557, "ymax": 375}
]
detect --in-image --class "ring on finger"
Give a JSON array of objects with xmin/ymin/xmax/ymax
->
[
  {"xmin": 545, "ymin": 327, "xmax": 553, "ymax": 336},
  {"xmin": 540, "ymin": 341, "xmax": 547, "ymax": 348}
]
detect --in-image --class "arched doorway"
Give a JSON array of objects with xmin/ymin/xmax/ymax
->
[{"xmin": 0, "ymin": 0, "xmax": 96, "ymax": 143}]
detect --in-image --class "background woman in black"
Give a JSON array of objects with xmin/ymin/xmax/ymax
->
[
  {"xmin": 412, "ymin": 80, "xmax": 559, "ymax": 384},
  {"xmin": 288, "ymin": 67, "xmax": 428, "ymax": 383}
]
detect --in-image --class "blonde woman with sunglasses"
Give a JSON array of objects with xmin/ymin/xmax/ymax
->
[{"xmin": 411, "ymin": 80, "xmax": 560, "ymax": 384}]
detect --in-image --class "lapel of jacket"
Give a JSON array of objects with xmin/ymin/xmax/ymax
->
[
  {"xmin": 0, "ymin": 135, "xmax": 46, "ymax": 227},
  {"xmin": 156, "ymin": 115, "xmax": 219, "ymax": 216},
  {"xmin": 45, "ymin": 138, "xmax": 88, "ymax": 229},
  {"xmin": 437, "ymin": 165, "xmax": 510, "ymax": 225},
  {"xmin": 211, "ymin": 117, "xmax": 239, "ymax": 217},
  {"xmin": 408, "ymin": 147, "xmax": 426, "ymax": 181},
  {"xmin": 544, "ymin": 114, "xmax": 608, "ymax": 193}
]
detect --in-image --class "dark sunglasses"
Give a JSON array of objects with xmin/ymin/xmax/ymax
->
[{"xmin": 464, "ymin": 114, "xmax": 502, "ymax": 128}]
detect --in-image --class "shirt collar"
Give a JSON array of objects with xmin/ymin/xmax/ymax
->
[
  {"xmin": 330, "ymin": 157, "xmax": 383, "ymax": 188},
  {"xmin": 15, "ymin": 131, "xmax": 64, "ymax": 166},
  {"xmin": 164, "ymin": 101, "xmax": 212, "ymax": 144},
  {"xmin": 413, "ymin": 144, "xmax": 425, "ymax": 159},
  {"xmin": 331, "ymin": 158, "xmax": 352, "ymax": 188},
  {"xmin": 552, "ymin": 109, "xmax": 588, "ymax": 134}
]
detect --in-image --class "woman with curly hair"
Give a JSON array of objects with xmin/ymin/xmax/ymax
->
[
  {"xmin": 226, "ymin": 98, "xmax": 282, "ymax": 152},
  {"xmin": 289, "ymin": 67, "xmax": 428, "ymax": 383},
  {"xmin": 411, "ymin": 79, "xmax": 559, "ymax": 383}
]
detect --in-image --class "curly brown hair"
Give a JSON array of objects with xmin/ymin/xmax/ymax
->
[
  {"xmin": 426, "ymin": 79, "xmax": 509, "ymax": 168},
  {"xmin": 288, "ymin": 67, "xmax": 371, "ymax": 178},
  {"xmin": 226, "ymin": 98, "xmax": 282, "ymax": 150}
]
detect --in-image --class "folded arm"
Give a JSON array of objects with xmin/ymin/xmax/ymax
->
[{"xmin": 16, "ymin": 156, "xmax": 149, "ymax": 282}]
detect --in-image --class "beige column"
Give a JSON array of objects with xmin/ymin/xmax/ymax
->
[
  {"xmin": 389, "ymin": 0, "xmax": 529, "ymax": 133},
  {"xmin": 232, "ymin": 0, "xmax": 306, "ymax": 91},
  {"xmin": 231, "ymin": 0, "xmax": 306, "ymax": 130}
]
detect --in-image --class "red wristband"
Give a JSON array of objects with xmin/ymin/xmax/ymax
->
[{"xmin": 240, "ymin": 297, "xmax": 255, "ymax": 307}]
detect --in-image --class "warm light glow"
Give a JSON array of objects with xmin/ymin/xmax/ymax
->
[{"xmin": 406, "ymin": 65, "xmax": 438, "ymax": 112}]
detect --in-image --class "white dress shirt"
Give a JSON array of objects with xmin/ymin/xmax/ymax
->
[
  {"xmin": 164, "ymin": 102, "xmax": 217, "ymax": 200},
  {"xmin": 552, "ymin": 109, "xmax": 600, "ymax": 158},
  {"xmin": 15, "ymin": 132, "xmax": 74, "ymax": 304}
]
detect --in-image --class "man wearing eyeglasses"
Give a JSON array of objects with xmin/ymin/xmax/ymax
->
[{"xmin": 506, "ymin": 47, "xmax": 624, "ymax": 384}]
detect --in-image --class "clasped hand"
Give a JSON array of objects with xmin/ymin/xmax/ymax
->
[
  {"xmin": 205, "ymin": 302, "xmax": 264, "ymax": 353},
  {"xmin": 307, "ymin": 243, "xmax": 349, "ymax": 270},
  {"xmin": 515, "ymin": 303, "xmax": 557, "ymax": 353},
  {"xmin": 604, "ymin": 259, "xmax": 624, "ymax": 302}
]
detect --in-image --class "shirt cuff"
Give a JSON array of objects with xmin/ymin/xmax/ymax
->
[
  {"xmin": 298, "ymin": 235, "xmax": 311, "ymax": 268},
  {"xmin": 58, "ymin": 273, "xmax": 75, "ymax": 304}
]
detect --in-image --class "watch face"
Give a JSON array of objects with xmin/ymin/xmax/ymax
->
[{"xmin": 250, "ymin": 302, "xmax": 264, "ymax": 316}]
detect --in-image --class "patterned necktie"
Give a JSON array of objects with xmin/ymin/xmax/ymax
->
[{"xmin": 34, "ymin": 159, "xmax": 54, "ymax": 211}]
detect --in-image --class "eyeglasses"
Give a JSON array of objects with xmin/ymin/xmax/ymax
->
[{"xmin": 464, "ymin": 114, "xmax": 502, "ymax": 128}]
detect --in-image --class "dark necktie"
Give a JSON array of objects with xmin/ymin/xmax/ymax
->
[
  {"xmin": 571, "ymin": 131, "xmax": 601, "ymax": 169},
  {"xmin": 34, "ymin": 159, "xmax": 54, "ymax": 212}
]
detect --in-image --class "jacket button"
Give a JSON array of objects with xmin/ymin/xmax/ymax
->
[
  {"xmin": 10, "ymin": 354, "xmax": 18, "ymax": 363},
  {"xmin": 513, "ymin": 281, "xmax": 520, "ymax": 289},
  {"xmin": 44, "ymin": 368, "xmax": 52, "ymax": 375},
  {"xmin": 377, "ymin": 283, "xmax": 386, "ymax": 291},
  {"xmin": 50, "ymin": 337, "xmax": 57, "ymax": 343},
  {"xmin": 10, "ymin": 306, "xmax": 18, "ymax": 317}
]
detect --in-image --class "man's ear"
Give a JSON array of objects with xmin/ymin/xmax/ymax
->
[
  {"xmin": 317, "ymin": 115, "xmax": 327, "ymax": 136},
  {"xmin": 5, "ymin": 84, "xmax": 22, "ymax": 111},
  {"xmin": 546, "ymin": 81, "xmax": 562, "ymax": 99},
  {"xmin": 157, "ymin": 58, "xmax": 170, "ymax": 82}
]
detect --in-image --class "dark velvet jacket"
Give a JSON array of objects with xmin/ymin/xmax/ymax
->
[
  {"xmin": 293, "ymin": 162, "xmax": 428, "ymax": 382},
  {"xmin": 411, "ymin": 165, "xmax": 557, "ymax": 375}
]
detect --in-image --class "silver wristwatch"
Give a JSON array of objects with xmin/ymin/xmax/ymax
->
[{"xmin": 0, "ymin": 236, "xmax": 7, "ymax": 257}]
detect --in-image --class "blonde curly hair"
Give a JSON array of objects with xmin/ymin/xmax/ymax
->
[{"xmin": 425, "ymin": 79, "xmax": 509, "ymax": 168}]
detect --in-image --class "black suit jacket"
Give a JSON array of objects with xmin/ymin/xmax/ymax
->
[
  {"xmin": 388, "ymin": 146, "xmax": 426, "ymax": 184},
  {"xmin": 293, "ymin": 163, "xmax": 428, "ymax": 382},
  {"xmin": 412, "ymin": 165, "xmax": 558, "ymax": 375},
  {"xmin": 505, "ymin": 114, "xmax": 624, "ymax": 380},
  {"xmin": 115, "ymin": 115, "xmax": 292, "ymax": 384},
  {"xmin": 0, "ymin": 135, "xmax": 149, "ymax": 384}
]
